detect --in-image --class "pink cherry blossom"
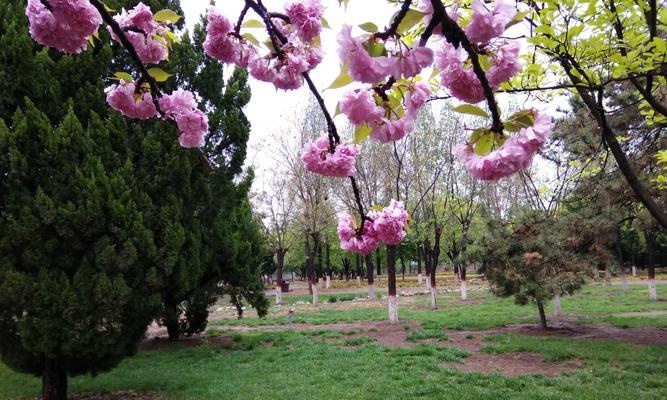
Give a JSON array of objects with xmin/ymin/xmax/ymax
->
[
  {"xmin": 203, "ymin": 9, "xmax": 241, "ymax": 64},
  {"xmin": 301, "ymin": 135, "xmax": 359, "ymax": 177},
  {"xmin": 337, "ymin": 214, "xmax": 378, "ymax": 255},
  {"xmin": 337, "ymin": 25, "xmax": 388, "ymax": 84},
  {"xmin": 368, "ymin": 200, "xmax": 409, "ymax": 245},
  {"xmin": 488, "ymin": 41, "xmax": 522, "ymax": 87},
  {"xmin": 105, "ymin": 80, "xmax": 158, "ymax": 120},
  {"xmin": 393, "ymin": 47, "xmax": 434, "ymax": 78},
  {"xmin": 285, "ymin": 0, "xmax": 324, "ymax": 42},
  {"xmin": 466, "ymin": 0, "xmax": 516, "ymax": 44},
  {"xmin": 110, "ymin": 3, "xmax": 169, "ymax": 64},
  {"xmin": 25, "ymin": 0, "xmax": 102, "ymax": 54},
  {"xmin": 370, "ymin": 117, "xmax": 415, "ymax": 143},
  {"xmin": 435, "ymin": 42, "xmax": 486, "ymax": 103},
  {"xmin": 248, "ymin": 57, "xmax": 278, "ymax": 82},
  {"xmin": 159, "ymin": 89, "xmax": 209, "ymax": 148},
  {"xmin": 406, "ymin": 81, "xmax": 431, "ymax": 117},
  {"xmin": 340, "ymin": 90, "xmax": 384, "ymax": 125},
  {"xmin": 158, "ymin": 89, "xmax": 197, "ymax": 115},
  {"xmin": 454, "ymin": 111, "xmax": 553, "ymax": 180}
]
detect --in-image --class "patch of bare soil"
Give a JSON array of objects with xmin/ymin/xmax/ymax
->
[
  {"xmin": 139, "ymin": 335, "xmax": 235, "ymax": 352},
  {"xmin": 450, "ymin": 352, "xmax": 582, "ymax": 377},
  {"xmin": 443, "ymin": 330, "xmax": 581, "ymax": 376},
  {"xmin": 500, "ymin": 321, "xmax": 667, "ymax": 347},
  {"xmin": 49, "ymin": 391, "xmax": 164, "ymax": 400}
]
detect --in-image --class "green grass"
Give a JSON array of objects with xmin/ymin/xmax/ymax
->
[
  {"xmin": 3, "ymin": 330, "xmax": 666, "ymax": 399},
  {"xmin": 3, "ymin": 284, "xmax": 666, "ymax": 399}
]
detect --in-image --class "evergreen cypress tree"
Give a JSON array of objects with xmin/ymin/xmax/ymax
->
[
  {"xmin": 0, "ymin": 1, "xmax": 267, "ymax": 397},
  {"xmin": 0, "ymin": 102, "xmax": 161, "ymax": 400}
]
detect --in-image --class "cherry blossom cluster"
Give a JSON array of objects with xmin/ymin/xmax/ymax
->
[
  {"xmin": 109, "ymin": 3, "xmax": 170, "ymax": 64},
  {"xmin": 433, "ymin": 1, "xmax": 520, "ymax": 104},
  {"xmin": 301, "ymin": 135, "xmax": 359, "ymax": 177},
  {"xmin": 454, "ymin": 110, "xmax": 553, "ymax": 180},
  {"xmin": 25, "ymin": 0, "xmax": 102, "ymax": 54},
  {"xmin": 337, "ymin": 200, "xmax": 409, "ymax": 255},
  {"xmin": 204, "ymin": 1, "xmax": 324, "ymax": 91},
  {"xmin": 106, "ymin": 79, "xmax": 209, "ymax": 148}
]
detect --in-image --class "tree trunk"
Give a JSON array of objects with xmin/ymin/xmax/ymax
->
[
  {"xmin": 460, "ymin": 265, "xmax": 468, "ymax": 301},
  {"xmin": 400, "ymin": 256, "xmax": 406, "ymax": 281},
  {"xmin": 604, "ymin": 265, "xmax": 612, "ymax": 286},
  {"xmin": 646, "ymin": 230, "xmax": 657, "ymax": 301},
  {"xmin": 537, "ymin": 300, "xmax": 548, "ymax": 329},
  {"xmin": 42, "ymin": 358, "xmax": 67, "ymax": 400},
  {"xmin": 276, "ymin": 248, "xmax": 286, "ymax": 305},
  {"xmin": 305, "ymin": 232, "xmax": 319, "ymax": 304},
  {"xmin": 365, "ymin": 254, "xmax": 376, "ymax": 299},
  {"xmin": 376, "ymin": 248, "xmax": 382, "ymax": 276},
  {"xmin": 417, "ymin": 245, "xmax": 422, "ymax": 274},
  {"xmin": 164, "ymin": 298, "xmax": 180, "ymax": 341},
  {"xmin": 553, "ymin": 293, "xmax": 562, "ymax": 316},
  {"xmin": 387, "ymin": 245, "xmax": 398, "ymax": 324}
]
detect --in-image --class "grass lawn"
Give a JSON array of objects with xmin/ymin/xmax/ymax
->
[{"xmin": 1, "ymin": 284, "xmax": 665, "ymax": 399}]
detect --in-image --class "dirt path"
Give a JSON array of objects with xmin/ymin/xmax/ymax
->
[{"xmin": 162, "ymin": 319, "xmax": 667, "ymax": 377}]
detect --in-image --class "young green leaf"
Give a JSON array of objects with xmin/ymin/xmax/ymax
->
[
  {"xmin": 114, "ymin": 72, "xmax": 133, "ymax": 82},
  {"xmin": 147, "ymin": 67, "xmax": 171, "ymax": 82},
  {"xmin": 452, "ymin": 104, "xmax": 489, "ymax": 118},
  {"xmin": 354, "ymin": 124, "xmax": 373, "ymax": 144},
  {"xmin": 153, "ymin": 9, "xmax": 181, "ymax": 24},
  {"xmin": 396, "ymin": 9, "xmax": 426, "ymax": 34},
  {"xmin": 242, "ymin": 19, "xmax": 265, "ymax": 28},
  {"xmin": 359, "ymin": 22, "xmax": 379, "ymax": 33},
  {"xmin": 474, "ymin": 132, "xmax": 494, "ymax": 155},
  {"xmin": 326, "ymin": 64, "xmax": 353, "ymax": 90}
]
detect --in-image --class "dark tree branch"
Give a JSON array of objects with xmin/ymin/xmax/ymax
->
[
  {"xmin": 88, "ymin": 0, "xmax": 164, "ymax": 115},
  {"xmin": 429, "ymin": 0, "xmax": 503, "ymax": 133},
  {"xmin": 376, "ymin": 0, "xmax": 413, "ymax": 40},
  {"xmin": 235, "ymin": 4, "xmax": 251, "ymax": 36}
]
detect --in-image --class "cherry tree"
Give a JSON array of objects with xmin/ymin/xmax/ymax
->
[{"xmin": 25, "ymin": 0, "xmax": 558, "ymax": 324}]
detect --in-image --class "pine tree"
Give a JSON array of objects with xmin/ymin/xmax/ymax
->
[{"xmin": 0, "ymin": 103, "xmax": 162, "ymax": 400}]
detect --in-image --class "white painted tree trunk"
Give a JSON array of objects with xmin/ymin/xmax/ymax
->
[
  {"xmin": 594, "ymin": 269, "xmax": 600, "ymax": 280},
  {"xmin": 368, "ymin": 284, "xmax": 376, "ymax": 300},
  {"xmin": 632, "ymin": 266, "xmax": 637, "ymax": 277},
  {"xmin": 649, "ymin": 278, "xmax": 657, "ymax": 301},
  {"xmin": 275, "ymin": 286, "xmax": 282, "ymax": 305},
  {"xmin": 426, "ymin": 275, "xmax": 431, "ymax": 290},
  {"xmin": 311, "ymin": 284, "xmax": 319, "ymax": 305},
  {"xmin": 460, "ymin": 279, "xmax": 468, "ymax": 300},
  {"xmin": 325, "ymin": 275, "xmax": 331, "ymax": 289},
  {"xmin": 553, "ymin": 293, "xmax": 562, "ymax": 316},
  {"xmin": 621, "ymin": 270, "xmax": 628, "ymax": 292},
  {"xmin": 604, "ymin": 268, "xmax": 612, "ymax": 286},
  {"xmin": 418, "ymin": 273, "xmax": 422, "ymax": 285},
  {"xmin": 356, "ymin": 276, "xmax": 361, "ymax": 285},
  {"xmin": 388, "ymin": 295, "xmax": 398, "ymax": 324},
  {"xmin": 430, "ymin": 287, "xmax": 437, "ymax": 310}
]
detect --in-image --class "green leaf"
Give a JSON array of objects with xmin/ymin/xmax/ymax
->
[
  {"xmin": 505, "ymin": 110, "xmax": 535, "ymax": 130},
  {"xmin": 147, "ymin": 67, "xmax": 171, "ymax": 82},
  {"xmin": 114, "ymin": 72, "xmax": 133, "ymax": 82},
  {"xmin": 153, "ymin": 9, "xmax": 181, "ymax": 24},
  {"xmin": 354, "ymin": 124, "xmax": 373, "ymax": 144},
  {"xmin": 474, "ymin": 132, "xmax": 494, "ymax": 156},
  {"xmin": 326, "ymin": 64, "xmax": 353, "ymax": 90},
  {"xmin": 452, "ymin": 104, "xmax": 489, "ymax": 118},
  {"xmin": 359, "ymin": 22, "xmax": 379, "ymax": 33},
  {"xmin": 242, "ymin": 19, "xmax": 265, "ymax": 28},
  {"xmin": 101, "ymin": 1, "xmax": 116, "ymax": 12},
  {"xmin": 366, "ymin": 41, "xmax": 387, "ymax": 57},
  {"xmin": 242, "ymin": 33, "xmax": 260, "ymax": 46},
  {"xmin": 321, "ymin": 17, "xmax": 331, "ymax": 29},
  {"xmin": 396, "ymin": 9, "xmax": 426, "ymax": 34},
  {"xmin": 505, "ymin": 10, "xmax": 529, "ymax": 29}
]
